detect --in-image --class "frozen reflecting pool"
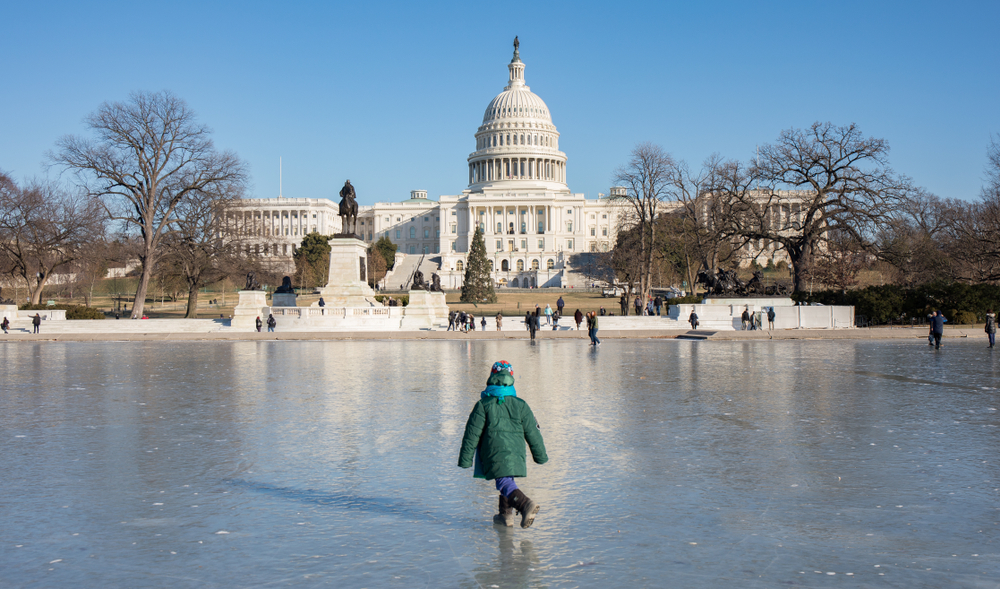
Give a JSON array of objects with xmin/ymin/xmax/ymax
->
[{"xmin": 2, "ymin": 339, "xmax": 1000, "ymax": 588}]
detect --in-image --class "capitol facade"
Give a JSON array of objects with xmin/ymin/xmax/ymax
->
[{"xmin": 236, "ymin": 42, "xmax": 621, "ymax": 289}]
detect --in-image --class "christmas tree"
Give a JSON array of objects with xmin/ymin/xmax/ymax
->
[{"xmin": 461, "ymin": 226, "xmax": 497, "ymax": 303}]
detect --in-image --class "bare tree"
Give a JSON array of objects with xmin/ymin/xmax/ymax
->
[
  {"xmin": 53, "ymin": 90, "xmax": 247, "ymax": 318},
  {"xmin": 876, "ymin": 188, "xmax": 956, "ymax": 285},
  {"xmin": 733, "ymin": 122, "xmax": 908, "ymax": 293},
  {"xmin": 944, "ymin": 138, "xmax": 1000, "ymax": 282},
  {"xmin": 611, "ymin": 143, "xmax": 675, "ymax": 301},
  {"xmin": 158, "ymin": 183, "xmax": 254, "ymax": 318},
  {"xmin": 670, "ymin": 155, "xmax": 754, "ymax": 291},
  {"xmin": 0, "ymin": 172, "xmax": 105, "ymax": 304}
]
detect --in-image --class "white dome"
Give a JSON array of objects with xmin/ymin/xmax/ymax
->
[
  {"xmin": 466, "ymin": 43, "xmax": 567, "ymax": 191},
  {"xmin": 482, "ymin": 88, "xmax": 551, "ymax": 124}
]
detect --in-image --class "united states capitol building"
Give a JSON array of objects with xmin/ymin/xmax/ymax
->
[{"xmin": 236, "ymin": 42, "xmax": 621, "ymax": 289}]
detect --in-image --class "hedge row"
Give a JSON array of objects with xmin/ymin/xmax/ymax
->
[
  {"xmin": 18, "ymin": 304, "xmax": 107, "ymax": 320},
  {"xmin": 792, "ymin": 281, "xmax": 1000, "ymax": 325}
]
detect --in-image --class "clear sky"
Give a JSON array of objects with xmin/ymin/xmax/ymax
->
[{"xmin": 2, "ymin": 1, "xmax": 998, "ymax": 206}]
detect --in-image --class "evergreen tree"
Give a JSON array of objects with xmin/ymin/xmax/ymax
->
[
  {"xmin": 372, "ymin": 235, "xmax": 397, "ymax": 270},
  {"xmin": 461, "ymin": 227, "xmax": 497, "ymax": 303},
  {"xmin": 293, "ymin": 231, "xmax": 331, "ymax": 287}
]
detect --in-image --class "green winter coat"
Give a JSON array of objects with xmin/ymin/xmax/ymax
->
[{"xmin": 458, "ymin": 395, "xmax": 548, "ymax": 480}]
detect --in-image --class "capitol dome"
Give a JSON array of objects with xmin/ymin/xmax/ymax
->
[{"xmin": 467, "ymin": 42, "xmax": 567, "ymax": 191}]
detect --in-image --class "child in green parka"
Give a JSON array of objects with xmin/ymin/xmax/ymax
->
[{"xmin": 458, "ymin": 360, "xmax": 548, "ymax": 528}]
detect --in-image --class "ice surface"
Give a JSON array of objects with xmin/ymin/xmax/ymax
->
[{"xmin": 0, "ymin": 339, "xmax": 999, "ymax": 587}]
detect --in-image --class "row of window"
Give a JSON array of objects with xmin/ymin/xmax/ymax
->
[
  {"xmin": 386, "ymin": 227, "xmax": 440, "ymax": 240},
  {"xmin": 493, "ymin": 238, "xmax": 574, "ymax": 251},
  {"xmin": 452, "ymin": 259, "xmax": 557, "ymax": 272},
  {"xmin": 478, "ymin": 132, "xmax": 552, "ymax": 150}
]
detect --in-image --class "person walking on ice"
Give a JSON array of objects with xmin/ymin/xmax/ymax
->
[{"xmin": 458, "ymin": 361, "xmax": 548, "ymax": 528}]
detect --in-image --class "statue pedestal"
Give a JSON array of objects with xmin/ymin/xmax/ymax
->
[
  {"xmin": 232, "ymin": 291, "xmax": 267, "ymax": 330},
  {"xmin": 319, "ymin": 238, "xmax": 375, "ymax": 307},
  {"xmin": 399, "ymin": 289, "xmax": 449, "ymax": 329},
  {"xmin": 0, "ymin": 304, "xmax": 17, "ymax": 323},
  {"xmin": 271, "ymin": 292, "xmax": 298, "ymax": 308}
]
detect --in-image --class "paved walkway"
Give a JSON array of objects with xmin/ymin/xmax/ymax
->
[{"xmin": 0, "ymin": 325, "xmax": 985, "ymax": 342}]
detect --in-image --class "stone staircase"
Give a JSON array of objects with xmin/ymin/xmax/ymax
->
[{"xmin": 384, "ymin": 254, "xmax": 441, "ymax": 290}]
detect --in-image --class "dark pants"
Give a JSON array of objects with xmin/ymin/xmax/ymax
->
[
  {"xmin": 933, "ymin": 332, "xmax": 942, "ymax": 348},
  {"xmin": 989, "ymin": 332, "xmax": 995, "ymax": 347},
  {"xmin": 33, "ymin": 325, "xmax": 40, "ymax": 334}
]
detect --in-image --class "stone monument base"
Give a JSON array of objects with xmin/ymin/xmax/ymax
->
[
  {"xmin": 319, "ymin": 238, "xmax": 376, "ymax": 307},
  {"xmin": 232, "ymin": 290, "xmax": 267, "ymax": 331},
  {"xmin": 399, "ymin": 290, "xmax": 449, "ymax": 329},
  {"xmin": 1, "ymin": 304, "xmax": 17, "ymax": 323},
  {"xmin": 271, "ymin": 292, "xmax": 298, "ymax": 308}
]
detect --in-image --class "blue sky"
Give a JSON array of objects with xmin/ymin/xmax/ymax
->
[{"xmin": 2, "ymin": 1, "xmax": 998, "ymax": 205}]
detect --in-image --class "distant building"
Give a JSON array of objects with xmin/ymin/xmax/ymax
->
[{"xmin": 236, "ymin": 42, "xmax": 621, "ymax": 288}]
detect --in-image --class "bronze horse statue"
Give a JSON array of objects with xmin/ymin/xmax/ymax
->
[{"xmin": 339, "ymin": 180, "xmax": 359, "ymax": 236}]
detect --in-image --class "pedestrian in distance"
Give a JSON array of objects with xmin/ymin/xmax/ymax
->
[
  {"xmin": 32, "ymin": 313, "xmax": 41, "ymax": 334},
  {"xmin": 741, "ymin": 307, "xmax": 751, "ymax": 330},
  {"xmin": 469, "ymin": 314, "xmax": 476, "ymax": 332},
  {"xmin": 590, "ymin": 311, "xmax": 601, "ymax": 345},
  {"xmin": 619, "ymin": 294, "xmax": 627, "ymax": 316},
  {"xmin": 1, "ymin": 316, "xmax": 9, "ymax": 334},
  {"xmin": 634, "ymin": 296, "xmax": 642, "ymax": 316},
  {"xmin": 586, "ymin": 311, "xmax": 595, "ymax": 344},
  {"xmin": 524, "ymin": 311, "xmax": 532, "ymax": 336},
  {"xmin": 689, "ymin": 310, "xmax": 699, "ymax": 330},
  {"xmin": 930, "ymin": 310, "xmax": 946, "ymax": 349},
  {"xmin": 458, "ymin": 361, "xmax": 547, "ymax": 528},
  {"xmin": 654, "ymin": 295, "xmax": 663, "ymax": 316},
  {"xmin": 529, "ymin": 309, "xmax": 540, "ymax": 340},
  {"xmin": 551, "ymin": 310, "xmax": 560, "ymax": 330},
  {"xmin": 556, "ymin": 296, "xmax": 564, "ymax": 317},
  {"xmin": 255, "ymin": 316, "xmax": 262, "ymax": 332},
  {"xmin": 574, "ymin": 309, "xmax": 583, "ymax": 330},
  {"xmin": 481, "ymin": 316, "xmax": 486, "ymax": 331},
  {"xmin": 986, "ymin": 309, "xmax": 996, "ymax": 349},
  {"xmin": 448, "ymin": 311, "xmax": 457, "ymax": 331},
  {"xmin": 266, "ymin": 313, "xmax": 276, "ymax": 332},
  {"xmin": 600, "ymin": 306, "xmax": 606, "ymax": 316},
  {"xmin": 928, "ymin": 311, "xmax": 937, "ymax": 346},
  {"xmin": 496, "ymin": 312, "xmax": 503, "ymax": 331},
  {"xmin": 767, "ymin": 307, "xmax": 776, "ymax": 330},
  {"xmin": 318, "ymin": 297, "xmax": 325, "ymax": 307},
  {"xmin": 544, "ymin": 304, "xmax": 553, "ymax": 326}
]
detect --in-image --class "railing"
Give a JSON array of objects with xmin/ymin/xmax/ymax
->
[{"xmin": 269, "ymin": 307, "xmax": 397, "ymax": 319}]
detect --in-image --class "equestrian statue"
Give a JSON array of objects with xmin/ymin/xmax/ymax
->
[{"xmin": 338, "ymin": 180, "xmax": 359, "ymax": 237}]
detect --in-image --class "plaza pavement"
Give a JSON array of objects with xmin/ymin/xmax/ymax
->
[{"xmin": 0, "ymin": 316, "xmax": 986, "ymax": 343}]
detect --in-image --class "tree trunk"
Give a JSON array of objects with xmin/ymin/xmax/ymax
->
[
  {"xmin": 790, "ymin": 243, "xmax": 812, "ymax": 293},
  {"xmin": 28, "ymin": 274, "xmax": 52, "ymax": 305},
  {"xmin": 132, "ymin": 263, "xmax": 152, "ymax": 319},
  {"xmin": 185, "ymin": 284, "xmax": 199, "ymax": 318}
]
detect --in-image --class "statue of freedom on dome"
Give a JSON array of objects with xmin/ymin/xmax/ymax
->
[
  {"xmin": 338, "ymin": 179, "xmax": 359, "ymax": 237},
  {"xmin": 514, "ymin": 36, "xmax": 518, "ymax": 51}
]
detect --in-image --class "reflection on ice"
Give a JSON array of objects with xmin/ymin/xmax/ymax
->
[{"xmin": 0, "ymin": 339, "xmax": 998, "ymax": 587}]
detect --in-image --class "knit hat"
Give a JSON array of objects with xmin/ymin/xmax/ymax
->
[{"xmin": 483, "ymin": 360, "xmax": 516, "ymax": 402}]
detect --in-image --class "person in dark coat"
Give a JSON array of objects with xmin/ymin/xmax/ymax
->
[
  {"xmin": 654, "ymin": 296, "xmax": 663, "ymax": 316},
  {"xmin": 529, "ymin": 309, "xmax": 540, "ymax": 340},
  {"xmin": 689, "ymin": 310, "xmax": 699, "ymax": 330},
  {"xmin": 986, "ymin": 310, "xmax": 996, "ymax": 348},
  {"xmin": 741, "ymin": 307, "xmax": 751, "ymax": 330},
  {"xmin": 556, "ymin": 296, "xmax": 565, "ymax": 317},
  {"xmin": 767, "ymin": 307, "xmax": 776, "ymax": 330},
  {"xmin": 574, "ymin": 309, "xmax": 583, "ymax": 330},
  {"xmin": 458, "ymin": 361, "xmax": 547, "ymax": 528},
  {"xmin": 447, "ymin": 311, "xmax": 457, "ymax": 331},
  {"xmin": 255, "ymin": 316, "xmax": 262, "ymax": 332},
  {"xmin": 930, "ymin": 310, "xmax": 946, "ymax": 349},
  {"xmin": 32, "ymin": 313, "xmax": 41, "ymax": 334},
  {"xmin": 266, "ymin": 314, "xmax": 276, "ymax": 332},
  {"xmin": 619, "ymin": 294, "xmax": 628, "ymax": 316},
  {"xmin": 1, "ymin": 316, "xmax": 9, "ymax": 334}
]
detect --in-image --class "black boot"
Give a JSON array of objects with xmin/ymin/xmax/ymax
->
[
  {"xmin": 493, "ymin": 494, "xmax": 516, "ymax": 527},
  {"xmin": 507, "ymin": 489, "xmax": 540, "ymax": 528}
]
